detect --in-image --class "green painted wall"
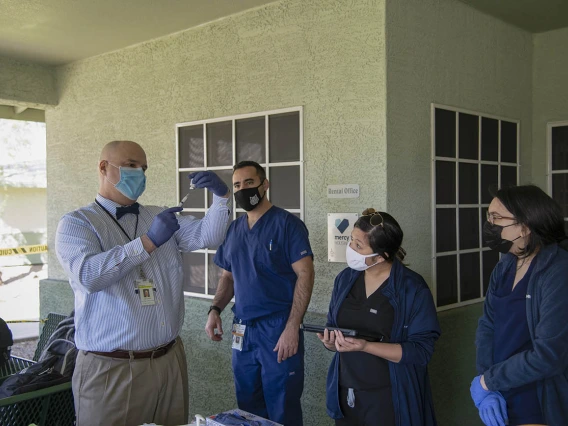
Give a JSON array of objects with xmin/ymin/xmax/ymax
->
[
  {"xmin": 0, "ymin": 56, "xmax": 57, "ymax": 107},
  {"xmin": 532, "ymin": 27, "xmax": 568, "ymax": 189}
]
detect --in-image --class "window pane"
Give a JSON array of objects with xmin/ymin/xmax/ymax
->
[
  {"xmin": 500, "ymin": 121, "xmax": 517, "ymax": 163},
  {"xmin": 207, "ymin": 169, "xmax": 234, "ymax": 207},
  {"xmin": 436, "ymin": 161, "xmax": 456, "ymax": 204},
  {"xmin": 459, "ymin": 113, "xmax": 479, "ymax": 160},
  {"xmin": 437, "ymin": 255, "xmax": 457, "ymax": 306},
  {"xmin": 269, "ymin": 112, "xmax": 300, "ymax": 163},
  {"xmin": 236, "ymin": 116, "xmax": 265, "ymax": 164},
  {"xmin": 206, "ymin": 121, "xmax": 232, "ymax": 167},
  {"xmin": 459, "ymin": 208, "xmax": 479, "ymax": 250},
  {"xmin": 460, "ymin": 252, "xmax": 480, "ymax": 301},
  {"xmin": 178, "ymin": 125, "xmax": 204, "ymax": 168},
  {"xmin": 183, "ymin": 252, "xmax": 205, "ymax": 293},
  {"xmin": 500, "ymin": 166, "xmax": 517, "ymax": 189},
  {"xmin": 436, "ymin": 208, "xmax": 456, "ymax": 253},
  {"xmin": 435, "ymin": 108, "xmax": 456, "ymax": 158},
  {"xmin": 551, "ymin": 126, "xmax": 568, "ymax": 171},
  {"xmin": 459, "ymin": 163, "xmax": 478, "ymax": 204},
  {"xmin": 482, "ymin": 250, "xmax": 500, "ymax": 296},
  {"xmin": 269, "ymin": 166, "xmax": 300, "ymax": 209},
  {"xmin": 552, "ymin": 174, "xmax": 568, "ymax": 218},
  {"xmin": 208, "ymin": 254, "xmax": 223, "ymax": 296},
  {"xmin": 179, "ymin": 172, "xmax": 205, "ymax": 209},
  {"xmin": 481, "ymin": 165, "xmax": 498, "ymax": 204},
  {"xmin": 481, "ymin": 117, "xmax": 498, "ymax": 161}
]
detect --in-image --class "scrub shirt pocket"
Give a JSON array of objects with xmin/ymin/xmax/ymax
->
[{"xmin": 257, "ymin": 240, "xmax": 287, "ymax": 275}]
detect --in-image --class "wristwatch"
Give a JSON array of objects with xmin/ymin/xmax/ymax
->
[{"xmin": 207, "ymin": 305, "xmax": 222, "ymax": 316}]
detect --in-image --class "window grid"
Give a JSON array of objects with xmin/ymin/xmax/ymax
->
[
  {"xmin": 176, "ymin": 106, "xmax": 304, "ymax": 299},
  {"xmin": 431, "ymin": 104, "xmax": 520, "ymax": 311},
  {"xmin": 547, "ymin": 121, "xmax": 568, "ymax": 230}
]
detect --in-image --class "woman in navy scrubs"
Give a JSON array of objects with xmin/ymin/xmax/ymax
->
[
  {"xmin": 319, "ymin": 208, "xmax": 440, "ymax": 426},
  {"xmin": 472, "ymin": 185, "xmax": 568, "ymax": 426}
]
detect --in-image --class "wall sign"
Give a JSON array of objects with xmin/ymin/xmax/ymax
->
[
  {"xmin": 328, "ymin": 213, "xmax": 359, "ymax": 262},
  {"xmin": 327, "ymin": 184, "xmax": 359, "ymax": 198}
]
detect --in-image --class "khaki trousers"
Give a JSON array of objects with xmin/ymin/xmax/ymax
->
[{"xmin": 73, "ymin": 338, "xmax": 189, "ymax": 426}]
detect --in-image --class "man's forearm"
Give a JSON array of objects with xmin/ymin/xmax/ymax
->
[
  {"xmin": 286, "ymin": 269, "xmax": 314, "ymax": 328},
  {"xmin": 212, "ymin": 274, "xmax": 235, "ymax": 311}
]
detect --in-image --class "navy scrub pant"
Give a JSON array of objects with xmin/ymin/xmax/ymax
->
[{"xmin": 232, "ymin": 312, "xmax": 304, "ymax": 425}]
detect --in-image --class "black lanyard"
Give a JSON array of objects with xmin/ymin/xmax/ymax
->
[{"xmin": 95, "ymin": 199, "xmax": 139, "ymax": 242}]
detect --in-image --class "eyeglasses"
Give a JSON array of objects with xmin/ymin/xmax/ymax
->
[
  {"xmin": 363, "ymin": 211, "xmax": 384, "ymax": 227},
  {"xmin": 486, "ymin": 211, "xmax": 516, "ymax": 225}
]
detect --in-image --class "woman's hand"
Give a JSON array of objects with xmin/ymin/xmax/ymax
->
[
  {"xmin": 316, "ymin": 328, "xmax": 337, "ymax": 351},
  {"xmin": 333, "ymin": 330, "xmax": 367, "ymax": 352}
]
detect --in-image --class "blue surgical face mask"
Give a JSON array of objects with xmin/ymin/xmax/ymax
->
[{"xmin": 106, "ymin": 162, "xmax": 146, "ymax": 200}]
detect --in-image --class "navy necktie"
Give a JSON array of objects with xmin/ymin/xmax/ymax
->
[{"xmin": 115, "ymin": 203, "xmax": 140, "ymax": 219}]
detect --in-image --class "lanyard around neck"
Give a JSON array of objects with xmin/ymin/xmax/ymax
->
[{"xmin": 95, "ymin": 199, "xmax": 139, "ymax": 242}]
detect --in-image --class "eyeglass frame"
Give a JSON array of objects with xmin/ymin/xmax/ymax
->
[
  {"xmin": 486, "ymin": 211, "xmax": 516, "ymax": 225},
  {"xmin": 363, "ymin": 211, "xmax": 384, "ymax": 227}
]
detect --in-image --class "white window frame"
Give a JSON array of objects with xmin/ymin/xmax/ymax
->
[
  {"xmin": 176, "ymin": 106, "xmax": 304, "ymax": 299},
  {"xmin": 547, "ymin": 121, "xmax": 568, "ymax": 228},
  {"xmin": 431, "ymin": 103, "xmax": 520, "ymax": 311}
]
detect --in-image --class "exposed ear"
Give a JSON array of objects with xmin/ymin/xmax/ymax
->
[
  {"xmin": 99, "ymin": 160, "xmax": 107, "ymax": 175},
  {"xmin": 521, "ymin": 224, "xmax": 531, "ymax": 238},
  {"xmin": 262, "ymin": 178, "xmax": 270, "ymax": 191}
]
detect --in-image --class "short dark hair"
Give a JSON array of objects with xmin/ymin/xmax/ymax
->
[
  {"xmin": 493, "ymin": 185, "xmax": 566, "ymax": 256},
  {"xmin": 233, "ymin": 161, "xmax": 266, "ymax": 181},
  {"xmin": 354, "ymin": 208, "xmax": 406, "ymax": 262}
]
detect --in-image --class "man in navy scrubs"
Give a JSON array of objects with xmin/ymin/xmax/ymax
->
[{"xmin": 205, "ymin": 160, "xmax": 314, "ymax": 425}]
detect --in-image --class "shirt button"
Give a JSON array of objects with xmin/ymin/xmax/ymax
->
[{"xmin": 161, "ymin": 322, "xmax": 165, "ymax": 327}]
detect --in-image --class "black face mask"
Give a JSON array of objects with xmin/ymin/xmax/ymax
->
[
  {"xmin": 482, "ymin": 221, "xmax": 521, "ymax": 254},
  {"xmin": 234, "ymin": 181, "xmax": 265, "ymax": 211}
]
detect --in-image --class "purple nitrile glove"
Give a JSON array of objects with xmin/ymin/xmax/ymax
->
[
  {"xmin": 470, "ymin": 375, "xmax": 491, "ymax": 408},
  {"xmin": 146, "ymin": 206, "xmax": 182, "ymax": 247},
  {"xmin": 188, "ymin": 171, "xmax": 228, "ymax": 197},
  {"xmin": 478, "ymin": 391, "xmax": 508, "ymax": 426}
]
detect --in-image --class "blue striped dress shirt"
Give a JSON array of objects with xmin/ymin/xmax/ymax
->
[{"xmin": 55, "ymin": 193, "xmax": 231, "ymax": 351}]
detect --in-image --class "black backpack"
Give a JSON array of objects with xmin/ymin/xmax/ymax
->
[{"xmin": 0, "ymin": 318, "xmax": 13, "ymax": 369}]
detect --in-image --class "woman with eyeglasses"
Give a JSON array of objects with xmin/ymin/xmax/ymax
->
[
  {"xmin": 471, "ymin": 185, "xmax": 568, "ymax": 426},
  {"xmin": 318, "ymin": 208, "xmax": 440, "ymax": 426}
]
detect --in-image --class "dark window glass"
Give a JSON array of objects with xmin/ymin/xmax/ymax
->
[
  {"xmin": 481, "ymin": 117, "xmax": 498, "ymax": 161},
  {"xmin": 437, "ymin": 255, "xmax": 458, "ymax": 306},
  {"xmin": 482, "ymin": 250, "xmax": 500, "ymax": 296},
  {"xmin": 269, "ymin": 166, "xmax": 301, "ymax": 209},
  {"xmin": 500, "ymin": 166, "xmax": 517, "ymax": 189},
  {"xmin": 436, "ymin": 161, "xmax": 456, "ymax": 204},
  {"xmin": 459, "ymin": 208, "xmax": 479, "ymax": 250},
  {"xmin": 459, "ymin": 163, "xmax": 478, "ymax": 204},
  {"xmin": 179, "ymin": 171, "xmax": 205, "ymax": 209},
  {"xmin": 183, "ymin": 252, "xmax": 205, "ymax": 293},
  {"xmin": 500, "ymin": 121, "xmax": 517, "ymax": 163},
  {"xmin": 481, "ymin": 165, "xmax": 498, "ymax": 204},
  {"xmin": 551, "ymin": 126, "xmax": 568, "ymax": 171},
  {"xmin": 459, "ymin": 113, "xmax": 479, "ymax": 160},
  {"xmin": 269, "ymin": 112, "xmax": 300, "ymax": 162},
  {"xmin": 178, "ymin": 125, "xmax": 204, "ymax": 168},
  {"xmin": 208, "ymin": 254, "xmax": 222, "ymax": 295},
  {"xmin": 552, "ymin": 174, "xmax": 568, "ymax": 218},
  {"xmin": 435, "ymin": 108, "xmax": 456, "ymax": 158},
  {"xmin": 236, "ymin": 117, "xmax": 265, "ymax": 164},
  {"xmin": 436, "ymin": 208, "xmax": 456, "ymax": 253},
  {"xmin": 206, "ymin": 121, "xmax": 232, "ymax": 167},
  {"xmin": 460, "ymin": 252, "xmax": 480, "ymax": 301}
]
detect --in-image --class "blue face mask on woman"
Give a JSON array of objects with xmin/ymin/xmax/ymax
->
[{"xmin": 106, "ymin": 162, "xmax": 146, "ymax": 200}]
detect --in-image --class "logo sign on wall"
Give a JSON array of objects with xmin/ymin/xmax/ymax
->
[{"xmin": 328, "ymin": 213, "xmax": 359, "ymax": 262}]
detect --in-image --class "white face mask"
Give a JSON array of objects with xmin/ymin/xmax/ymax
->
[{"xmin": 346, "ymin": 245, "xmax": 380, "ymax": 271}]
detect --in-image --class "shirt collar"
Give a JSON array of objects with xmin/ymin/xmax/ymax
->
[{"xmin": 95, "ymin": 193, "xmax": 136, "ymax": 217}]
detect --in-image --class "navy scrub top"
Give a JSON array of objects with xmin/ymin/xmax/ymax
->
[{"xmin": 214, "ymin": 206, "xmax": 313, "ymax": 321}]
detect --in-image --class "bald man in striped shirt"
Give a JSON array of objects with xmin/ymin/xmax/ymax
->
[{"xmin": 55, "ymin": 140, "xmax": 231, "ymax": 426}]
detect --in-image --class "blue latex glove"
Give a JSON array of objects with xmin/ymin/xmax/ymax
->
[
  {"xmin": 478, "ymin": 391, "xmax": 508, "ymax": 426},
  {"xmin": 146, "ymin": 206, "xmax": 182, "ymax": 247},
  {"xmin": 188, "ymin": 171, "xmax": 228, "ymax": 197},
  {"xmin": 470, "ymin": 375, "xmax": 491, "ymax": 407}
]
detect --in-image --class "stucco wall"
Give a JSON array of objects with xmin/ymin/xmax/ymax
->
[
  {"xmin": 46, "ymin": 0, "xmax": 387, "ymax": 316},
  {"xmin": 0, "ymin": 56, "xmax": 57, "ymax": 107},
  {"xmin": 385, "ymin": 0, "xmax": 533, "ymax": 285},
  {"xmin": 532, "ymin": 27, "xmax": 568, "ymax": 189}
]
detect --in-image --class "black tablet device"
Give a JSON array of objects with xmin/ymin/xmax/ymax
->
[{"xmin": 301, "ymin": 323, "xmax": 357, "ymax": 337}]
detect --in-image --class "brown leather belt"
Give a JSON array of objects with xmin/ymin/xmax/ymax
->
[{"xmin": 89, "ymin": 339, "xmax": 176, "ymax": 360}]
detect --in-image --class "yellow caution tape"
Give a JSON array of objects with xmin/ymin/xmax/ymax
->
[
  {"xmin": 5, "ymin": 319, "xmax": 46, "ymax": 324},
  {"xmin": 0, "ymin": 244, "xmax": 48, "ymax": 256}
]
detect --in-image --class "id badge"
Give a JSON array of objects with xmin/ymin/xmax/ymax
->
[
  {"xmin": 232, "ymin": 323, "xmax": 246, "ymax": 351},
  {"xmin": 136, "ymin": 279, "xmax": 155, "ymax": 306}
]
